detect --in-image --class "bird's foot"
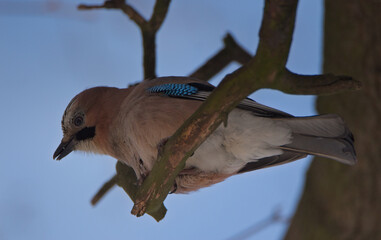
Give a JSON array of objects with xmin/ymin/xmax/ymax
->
[
  {"xmin": 157, "ymin": 137, "xmax": 169, "ymax": 156},
  {"xmin": 169, "ymin": 183, "xmax": 177, "ymax": 194}
]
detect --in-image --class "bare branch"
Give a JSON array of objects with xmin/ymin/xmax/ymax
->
[
  {"xmin": 224, "ymin": 33, "xmax": 252, "ymax": 65},
  {"xmin": 256, "ymin": 0, "xmax": 297, "ymax": 68},
  {"xmin": 91, "ymin": 162, "xmax": 166, "ymax": 221},
  {"xmin": 119, "ymin": 4, "xmax": 147, "ymax": 27},
  {"xmin": 141, "ymin": 0, "xmax": 171, "ymax": 78},
  {"xmin": 189, "ymin": 46, "xmax": 231, "ymax": 81},
  {"xmin": 78, "ymin": 0, "xmax": 172, "ymax": 79},
  {"xmin": 278, "ymin": 69, "xmax": 362, "ymax": 95},
  {"xmin": 190, "ymin": 33, "xmax": 252, "ymax": 81},
  {"xmin": 226, "ymin": 207, "xmax": 290, "ymax": 240},
  {"xmin": 141, "ymin": 30, "xmax": 157, "ymax": 79},
  {"xmin": 149, "ymin": 0, "xmax": 171, "ymax": 32},
  {"xmin": 77, "ymin": 4, "xmax": 105, "ymax": 10},
  {"xmin": 91, "ymin": 175, "xmax": 117, "ymax": 206},
  {"xmin": 78, "ymin": 1, "xmax": 147, "ymax": 27}
]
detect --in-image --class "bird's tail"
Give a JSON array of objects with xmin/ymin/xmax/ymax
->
[{"xmin": 278, "ymin": 114, "xmax": 357, "ymax": 165}]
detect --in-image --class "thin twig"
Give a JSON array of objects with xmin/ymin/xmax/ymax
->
[
  {"xmin": 78, "ymin": 1, "xmax": 147, "ymax": 27},
  {"xmin": 91, "ymin": 175, "xmax": 117, "ymax": 206},
  {"xmin": 78, "ymin": 3, "xmax": 107, "ymax": 10},
  {"xmin": 119, "ymin": 4, "xmax": 147, "ymax": 27},
  {"xmin": 226, "ymin": 208, "xmax": 290, "ymax": 240}
]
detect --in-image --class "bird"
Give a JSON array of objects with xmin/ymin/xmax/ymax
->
[{"xmin": 53, "ymin": 76, "xmax": 356, "ymax": 193}]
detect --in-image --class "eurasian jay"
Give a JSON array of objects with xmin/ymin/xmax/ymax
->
[{"xmin": 53, "ymin": 77, "xmax": 356, "ymax": 193}]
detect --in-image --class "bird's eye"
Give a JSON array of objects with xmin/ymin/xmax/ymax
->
[{"xmin": 73, "ymin": 116, "xmax": 84, "ymax": 126}]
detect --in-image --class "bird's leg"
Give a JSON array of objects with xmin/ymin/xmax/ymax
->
[
  {"xmin": 137, "ymin": 158, "xmax": 148, "ymax": 186},
  {"xmin": 169, "ymin": 183, "xmax": 177, "ymax": 194},
  {"xmin": 169, "ymin": 167, "xmax": 200, "ymax": 194},
  {"xmin": 178, "ymin": 167, "xmax": 198, "ymax": 175},
  {"xmin": 157, "ymin": 137, "xmax": 197, "ymax": 194},
  {"xmin": 136, "ymin": 175, "xmax": 145, "ymax": 186},
  {"xmin": 158, "ymin": 137, "xmax": 195, "ymax": 157},
  {"xmin": 157, "ymin": 137, "xmax": 169, "ymax": 157}
]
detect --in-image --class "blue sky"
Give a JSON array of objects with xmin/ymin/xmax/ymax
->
[{"xmin": 0, "ymin": 0, "xmax": 322, "ymax": 239}]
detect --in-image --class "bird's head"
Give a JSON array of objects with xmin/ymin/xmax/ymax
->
[{"xmin": 53, "ymin": 87, "xmax": 119, "ymax": 160}]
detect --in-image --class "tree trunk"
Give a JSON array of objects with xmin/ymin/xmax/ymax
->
[{"xmin": 285, "ymin": 1, "xmax": 381, "ymax": 239}]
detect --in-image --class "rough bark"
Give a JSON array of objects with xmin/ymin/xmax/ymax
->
[{"xmin": 285, "ymin": 1, "xmax": 381, "ymax": 239}]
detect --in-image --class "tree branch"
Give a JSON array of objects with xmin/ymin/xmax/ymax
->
[
  {"xmin": 78, "ymin": 0, "xmax": 147, "ymax": 27},
  {"xmin": 278, "ymin": 69, "xmax": 362, "ymax": 95},
  {"xmin": 226, "ymin": 207, "xmax": 289, "ymax": 240},
  {"xmin": 141, "ymin": 0, "xmax": 171, "ymax": 79},
  {"xmin": 90, "ymin": 162, "xmax": 167, "ymax": 221},
  {"xmin": 78, "ymin": 0, "xmax": 171, "ymax": 79},
  {"xmin": 149, "ymin": 0, "xmax": 171, "ymax": 32},
  {"xmin": 131, "ymin": 0, "xmax": 300, "ymax": 217},
  {"xmin": 190, "ymin": 33, "xmax": 252, "ymax": 81},
  {"xmin": 116, "ymin": 162, "xmax": 167, "ymax": 221},
  {"xmin": 119, "ymin": 4, "xmax": 147, "ymax": 27},
  {"xmin": 141, "ymin": 30, "xmax": 157, "ymax": 79},
  {"xmin": 91, "ymin": 174, "xmax": 117, "ymax": 206}
]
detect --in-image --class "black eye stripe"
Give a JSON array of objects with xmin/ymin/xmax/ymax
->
[{"xmin": 76, "ymin": 127, "xmax": 95, "ymax": 141}]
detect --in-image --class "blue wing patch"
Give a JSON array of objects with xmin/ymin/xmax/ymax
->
[{"xmin": 147, "ymin": 83, "xmax": 199, "ymax": 96}]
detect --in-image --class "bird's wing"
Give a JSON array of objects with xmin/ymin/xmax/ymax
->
[
  {"xmin": 237, "ymin": 151, "xmax": 307, "ymax": 173},
  {"xmin": 145, "ymin": 80, "xmax": 308, "ymax": 173},
  {"xmin": 146, "ymin": 82, "xmax": 293, "ymax": 118}
]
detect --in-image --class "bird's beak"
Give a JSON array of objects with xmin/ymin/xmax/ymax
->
[{"xmin": 53, "ymin": 137, "xmax": 77, "ymax": 160}]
